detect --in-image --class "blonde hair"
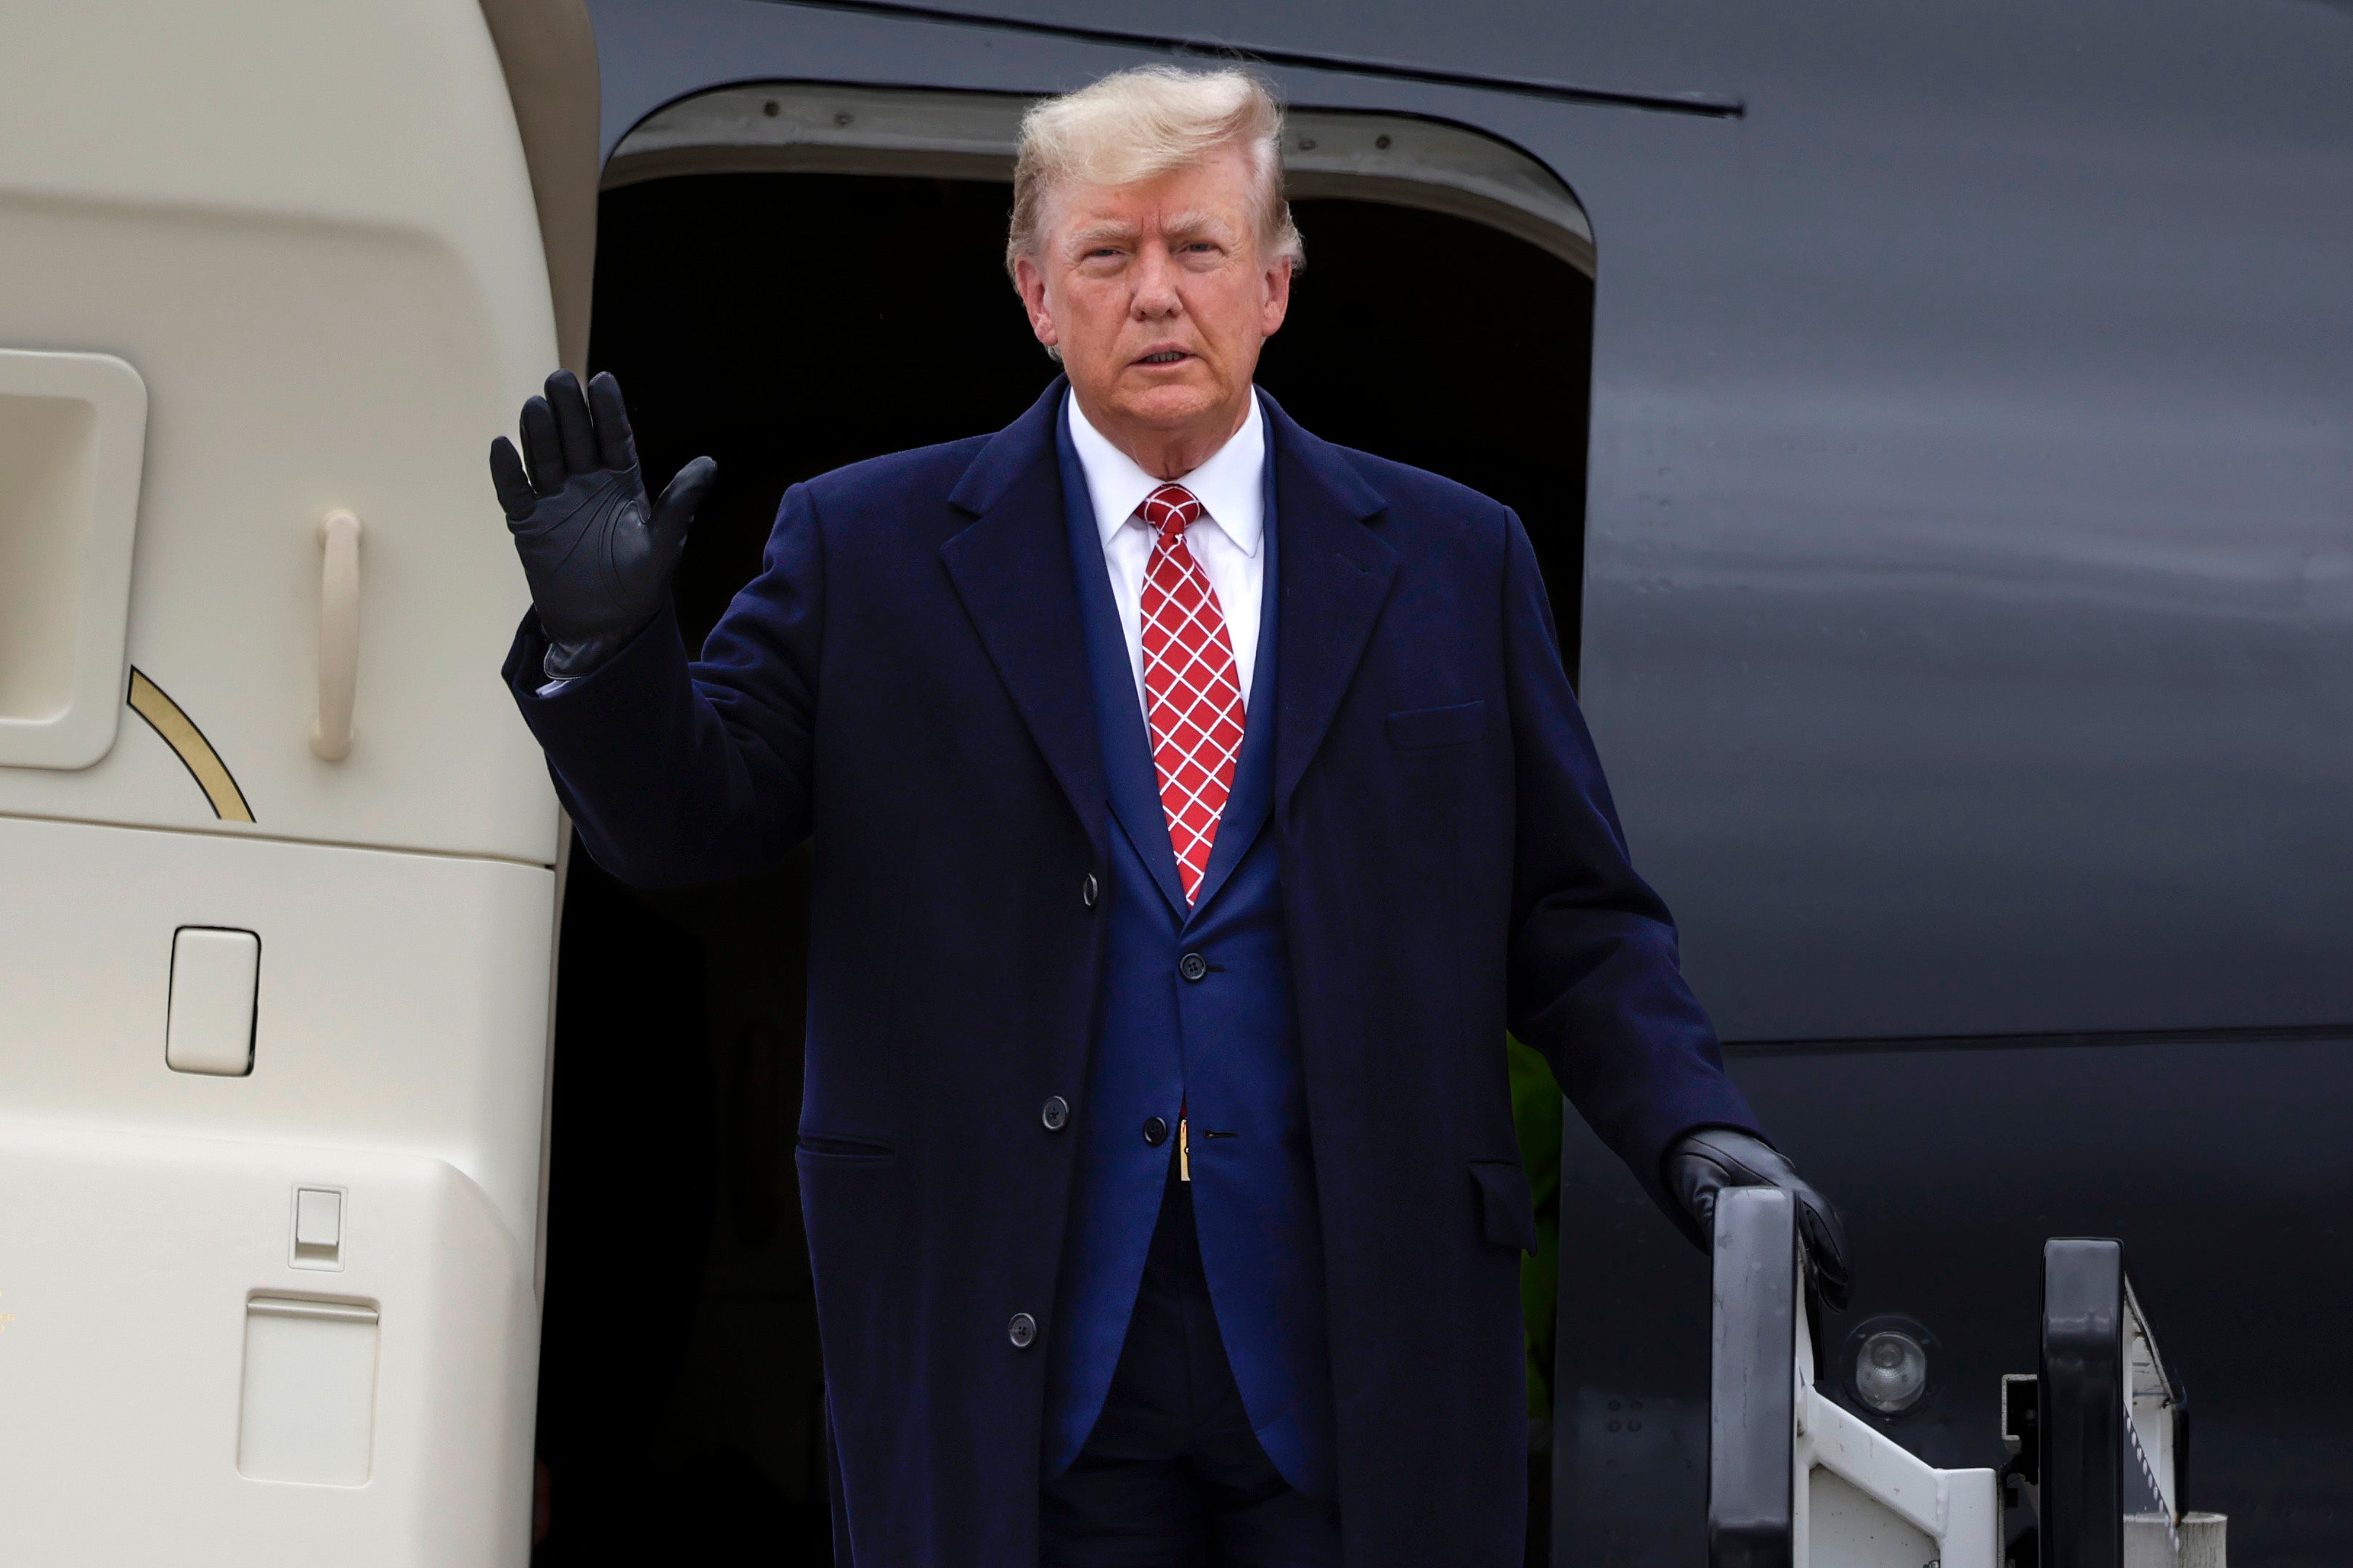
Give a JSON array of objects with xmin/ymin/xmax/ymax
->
[{"xmin": 1006, "ymin": 65, "xmax": 1305, "ymax": 279}]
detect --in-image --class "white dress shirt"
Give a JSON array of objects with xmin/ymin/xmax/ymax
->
[{"xmin": 1067, "ymin": 391, "xmax": 1267, "ymax": 714}]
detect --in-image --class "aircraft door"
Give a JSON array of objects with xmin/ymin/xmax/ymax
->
[{"xmin": 0, "ymin": 3, "xmax": 591, "ymax": 1562}]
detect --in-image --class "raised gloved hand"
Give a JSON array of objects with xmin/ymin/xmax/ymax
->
[
  {"xmin": 489, "ymin": 369, "xmax": 717, "ymax": 680},
  {"xmin": 1667, "ymin": 1127, "xmax": 1852, "ymax": 1310}
]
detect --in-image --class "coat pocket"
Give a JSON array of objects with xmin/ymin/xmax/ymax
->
[
  {"xmin": 1387, "ymin": 699, "xmax": 1486, "ymax": 750},
  {"xmin": 796, "ymin": 1130, "xmax": 896, "ymax": 1164},
  {"xmin": 1469, "ymin": 1159, "xmax": 1538, "ymax": 1254}
]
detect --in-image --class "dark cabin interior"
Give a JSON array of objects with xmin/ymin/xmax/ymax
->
[{"xmin": 532, "ymin": 169, "xmax": 1594, "ymax": 1566}]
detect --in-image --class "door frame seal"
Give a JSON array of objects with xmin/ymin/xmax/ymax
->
[{"xmin": 604, "ymin": 82, "xmax": 1598, "ymax": 277}]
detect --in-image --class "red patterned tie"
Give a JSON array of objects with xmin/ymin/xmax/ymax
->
[{"xmin": 1138, "ymin": 483, "xmax": 1244, "ymax": 906}]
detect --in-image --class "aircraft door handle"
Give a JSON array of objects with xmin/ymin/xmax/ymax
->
[{"xmin": 309, "ymin": 509, "xmax": 362, "ymax": 761}]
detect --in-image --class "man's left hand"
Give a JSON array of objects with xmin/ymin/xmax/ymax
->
[{"xmin": 1667, "ymin": 1127, "xmax": 1852, "ymax": 1310}]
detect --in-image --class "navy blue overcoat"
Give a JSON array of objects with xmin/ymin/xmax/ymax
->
[{"xmin": 505, "ymin": 380, "xmax": 1760, "ymax": 1567}]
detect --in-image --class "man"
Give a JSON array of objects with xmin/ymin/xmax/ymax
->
[{"xmin": 492, "ymin": 65, "xmax": 1846, "ymax": 1568}]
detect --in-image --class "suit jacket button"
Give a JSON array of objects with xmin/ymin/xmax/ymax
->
[
  {"xmin": 1041, "ymin": 1095, "xmax": 1070, "ymax": 1132},
  {"xmin": 1178, "ymin": 952, "xmax": 1209, "ymax": 982},
  {"xmin": 1082, "ymin": 873, "xmax": 1100, "ymax": 908},
  {"xmin": 1008, "ymin": 1312, "xmax": 1037, "ymax": 1349},
  {"xmin": 1142, "ymin": 1116, "xmax": 1169, "ymax": 1147}
]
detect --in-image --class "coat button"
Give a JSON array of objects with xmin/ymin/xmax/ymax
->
[
  {"xmin": 1008, "ymin": 1312, "xmax": 1037, "ymax": 1349},
  {"xmin": 1178, "ymin": 952, "xmax": 1209, "ymax": 982},
  {"xmin": 1142, "ymin": 1116, "xmax": 1169, "ymax": 1147},
  {"xmin": 1040, "ymin": 1095, "xmax": 1070, "ymax": 1132},
  {"xmin": 1082, "ymin": 873, "xmax": 1099, "ymax": 908}
]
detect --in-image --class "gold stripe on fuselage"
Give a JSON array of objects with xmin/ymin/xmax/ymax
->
[{"xmin": 126, "ymin": 668, "xmax": 255, "ymax": 823}]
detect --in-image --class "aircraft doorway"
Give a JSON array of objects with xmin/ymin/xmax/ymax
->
[{"xmin": 533, "ymin": 160, "xmax": 1595, "ymax": 1566}]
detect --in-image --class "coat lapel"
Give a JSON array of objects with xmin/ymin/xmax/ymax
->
[
  {"xmin": 940, "ymin": 380, "xmax": 1106, "ymax": 851},
  {"xmin": 1261, "ymin": 393, "xmax": 1395, "ymax": 811}
]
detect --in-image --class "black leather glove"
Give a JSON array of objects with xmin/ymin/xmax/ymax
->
[
  {"xmin": 489, "ymin": 369, "xmax": 717, "ymax": 680},
  {"xmin": 1667, "ymin": 1127, "xmax": 1853, "ymax": 1310}
]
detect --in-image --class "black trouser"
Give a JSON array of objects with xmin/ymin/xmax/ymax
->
[{"xmin": 1040, "ymin": 1160, "xmax": 1342, "ymax": 1567}]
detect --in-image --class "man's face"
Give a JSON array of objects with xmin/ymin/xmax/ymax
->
[{"xmin": 1016, "ymin": 146, "xmax": 1292, "ymax": 444}]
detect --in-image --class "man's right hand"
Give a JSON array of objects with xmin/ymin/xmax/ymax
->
[{"xmin": 490, "ymin": 369, "xmax": 717, "ymax": 681}]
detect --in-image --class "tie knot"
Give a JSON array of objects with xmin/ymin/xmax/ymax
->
[{"xmin": 1143, "ymin": 483, "xmax": 1202, "ymax": 542}]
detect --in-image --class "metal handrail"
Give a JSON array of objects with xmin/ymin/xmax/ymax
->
[{"xmin": 1708, "ymin": 1187, "xmax": 1798, "ymax": 1568}]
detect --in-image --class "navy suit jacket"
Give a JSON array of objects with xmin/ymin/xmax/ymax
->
[
  {"xmin": 1048, "ymin": 393, "xmax": 1335, "ymax": 1496},
  {"xmin": 505, "ymin": 379, "xmax": 1761, "ymax": 1568}
]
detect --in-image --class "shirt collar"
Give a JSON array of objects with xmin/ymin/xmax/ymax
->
[{"xmin": 1067, "ymin": 389, "xmax": 1266, "ymax": 558}]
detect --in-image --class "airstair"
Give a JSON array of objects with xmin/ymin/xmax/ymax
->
[{"xmin": 1705, "ymin": 1188, "xmax": 2226, "ymax": 1568}]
